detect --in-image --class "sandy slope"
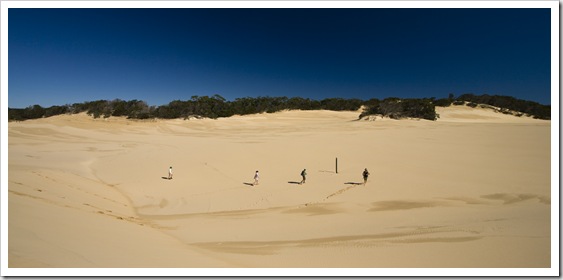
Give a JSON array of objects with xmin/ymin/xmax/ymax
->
[{"xmin": 7, "ymin": 106, "xmax": 552, "ymax": 270}]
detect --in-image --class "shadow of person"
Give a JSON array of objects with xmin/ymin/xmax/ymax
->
[
  {"xmin": 345, "ymin": 182, "xmax": 363, "ymax": 185},
  {"xmin": 162, "ymin": 177, "xmax": 171, "ymax": 180},
  {"xmin": 243, "ymin": 182, "xmax": 254, "ymax": 186},
  {"xmin": 288, "ymin": 181, "xmax": 301, "ymax": 185}
]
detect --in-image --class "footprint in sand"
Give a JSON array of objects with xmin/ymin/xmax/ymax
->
[{"xmin": 324, "ymin": 184, "xmax": 358, "ymax": 200}]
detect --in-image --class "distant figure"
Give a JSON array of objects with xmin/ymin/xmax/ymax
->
[
  {"xmin": 253, "ymin": 170, "xmax": 260, "ymax": 186},
  {"xmin": 300, "ymin": 169, "xmax": 307, "ymax": 185},
  {"xmin": 363, "ymin": 168, "xmax": 370, "ymax": 185},
  {"xmin": 168, "ymin": 166, "xmax": 173, "ymax": 180}
]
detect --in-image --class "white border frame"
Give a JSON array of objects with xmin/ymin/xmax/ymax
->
[{"xmin": 1, "ymin": 1, "xmax": 559, "ymax": 277}]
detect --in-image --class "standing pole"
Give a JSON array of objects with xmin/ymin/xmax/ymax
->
[{"xmin": 336, "ymin": 157, "xmax": 338, "ymax": 174}]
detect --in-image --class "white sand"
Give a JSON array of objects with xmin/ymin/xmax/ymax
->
[{"xmin": 6, "ymin": 106, "xmax": 552, "ymax": 272}]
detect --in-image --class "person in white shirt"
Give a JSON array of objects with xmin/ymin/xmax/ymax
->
[{"xmin": 253, "ymin": 170, "xmax": 260, "ymax": 186}]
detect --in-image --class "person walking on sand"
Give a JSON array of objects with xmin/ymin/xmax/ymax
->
[
  {"xmin": 363, "ymin": 168, "xmax": 370, "ymax": 185},
  {"xmin": 300, "ymin": 169, "xmax": 307, "ymax": 185},
  {"xmin": 253, "ymin": 170, "xmax": 260, "ymax": 186},
  {"xmin": 168, "ymin": 166, "xmax": 173, "ymax": 180}
]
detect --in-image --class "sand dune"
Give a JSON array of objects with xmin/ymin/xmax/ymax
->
[{"xmin": 6, "ymin": 106, "xmax": 552, "ymax": 272}]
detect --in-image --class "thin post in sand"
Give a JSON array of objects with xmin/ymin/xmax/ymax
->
[{"xmin": 336, "ymin": 157, "xmax": 338, "ymax": 174}]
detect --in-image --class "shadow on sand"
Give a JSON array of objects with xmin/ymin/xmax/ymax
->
[
  {"xmin": 161, "ymin": 177, "xmax": 171, "ymax": 180},
  {"xmin": 345, "ymin": 182, "xmax": 363, "ymax": 185},
  {"xmin": 288, "ymin": 181, "xmax": 302, "ymax": 185},
  {"xmin": 243, "ymin": 182, "xmax": 254, "ymax": 186}
]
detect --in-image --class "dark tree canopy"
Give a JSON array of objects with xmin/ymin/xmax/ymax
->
[
  {"xmin": 453, "ymin": 94, "xmax": 550, "ymax": 120},
  {"xmin": 8, "ymin": 94, "xmax": 550, "ymax": 122},
  {"xmin": 359, "ymin": 98, "xmax": 437, "ymax": 121}
]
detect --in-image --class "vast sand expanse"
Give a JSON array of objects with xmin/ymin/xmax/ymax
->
[{"xmin": 6, "ymin": 105, "xmax": 553, "ymax": 273}]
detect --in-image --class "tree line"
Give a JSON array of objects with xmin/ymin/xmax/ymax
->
[
  {"xmin": 452, "ymin": 93, "xmax": 550, "ymax": 120},
  {"xmin": 8, "ymin": 93, "xmax": 550, "ymax": 121},
  {"xmin": 8, "ymin": 95, "xmax": 365, "ymax": 121}
]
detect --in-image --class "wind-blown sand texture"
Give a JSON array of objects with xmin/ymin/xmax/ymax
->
[{"xmin": 7, "ymin": 106, "xmax": 551, "ymax": 270}]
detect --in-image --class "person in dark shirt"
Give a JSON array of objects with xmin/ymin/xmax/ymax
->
[
  {"xmin": 363, "ymin": 168, "xmax": 370, "ymax": 185},
  {"xmin": 300, "ymin": 169, "xmax": 307, "ymax": 185}
]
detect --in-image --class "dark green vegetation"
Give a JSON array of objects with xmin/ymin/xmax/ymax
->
[
  {"xmin": 453, "ymin": 93, "xmax": 550, "ymax": 120},
  {"xmin": 8, "ymin": 94, "xmax": 550, "ymax": 121},
  {"xmin": 358, "ymin": 98, "xmax": 438, "ymax": 121}
]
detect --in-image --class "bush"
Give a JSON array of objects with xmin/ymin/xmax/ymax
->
[
  {"xmin": 359, "ymin": 98, "xmax": 437, "ymax": 121},
  {"xmin": 433, "ymin": 98, "xmax": 452, "ymax": 107}
]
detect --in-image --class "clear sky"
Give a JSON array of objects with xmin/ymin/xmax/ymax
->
[{"xmin": 8, "ymin": 8, "xmax": 551, "ymax": 108}]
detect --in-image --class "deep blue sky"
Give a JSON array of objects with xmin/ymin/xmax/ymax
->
[{"xmin": 8, "ymin": 8, "xmax": 551, "ymax": 108}]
